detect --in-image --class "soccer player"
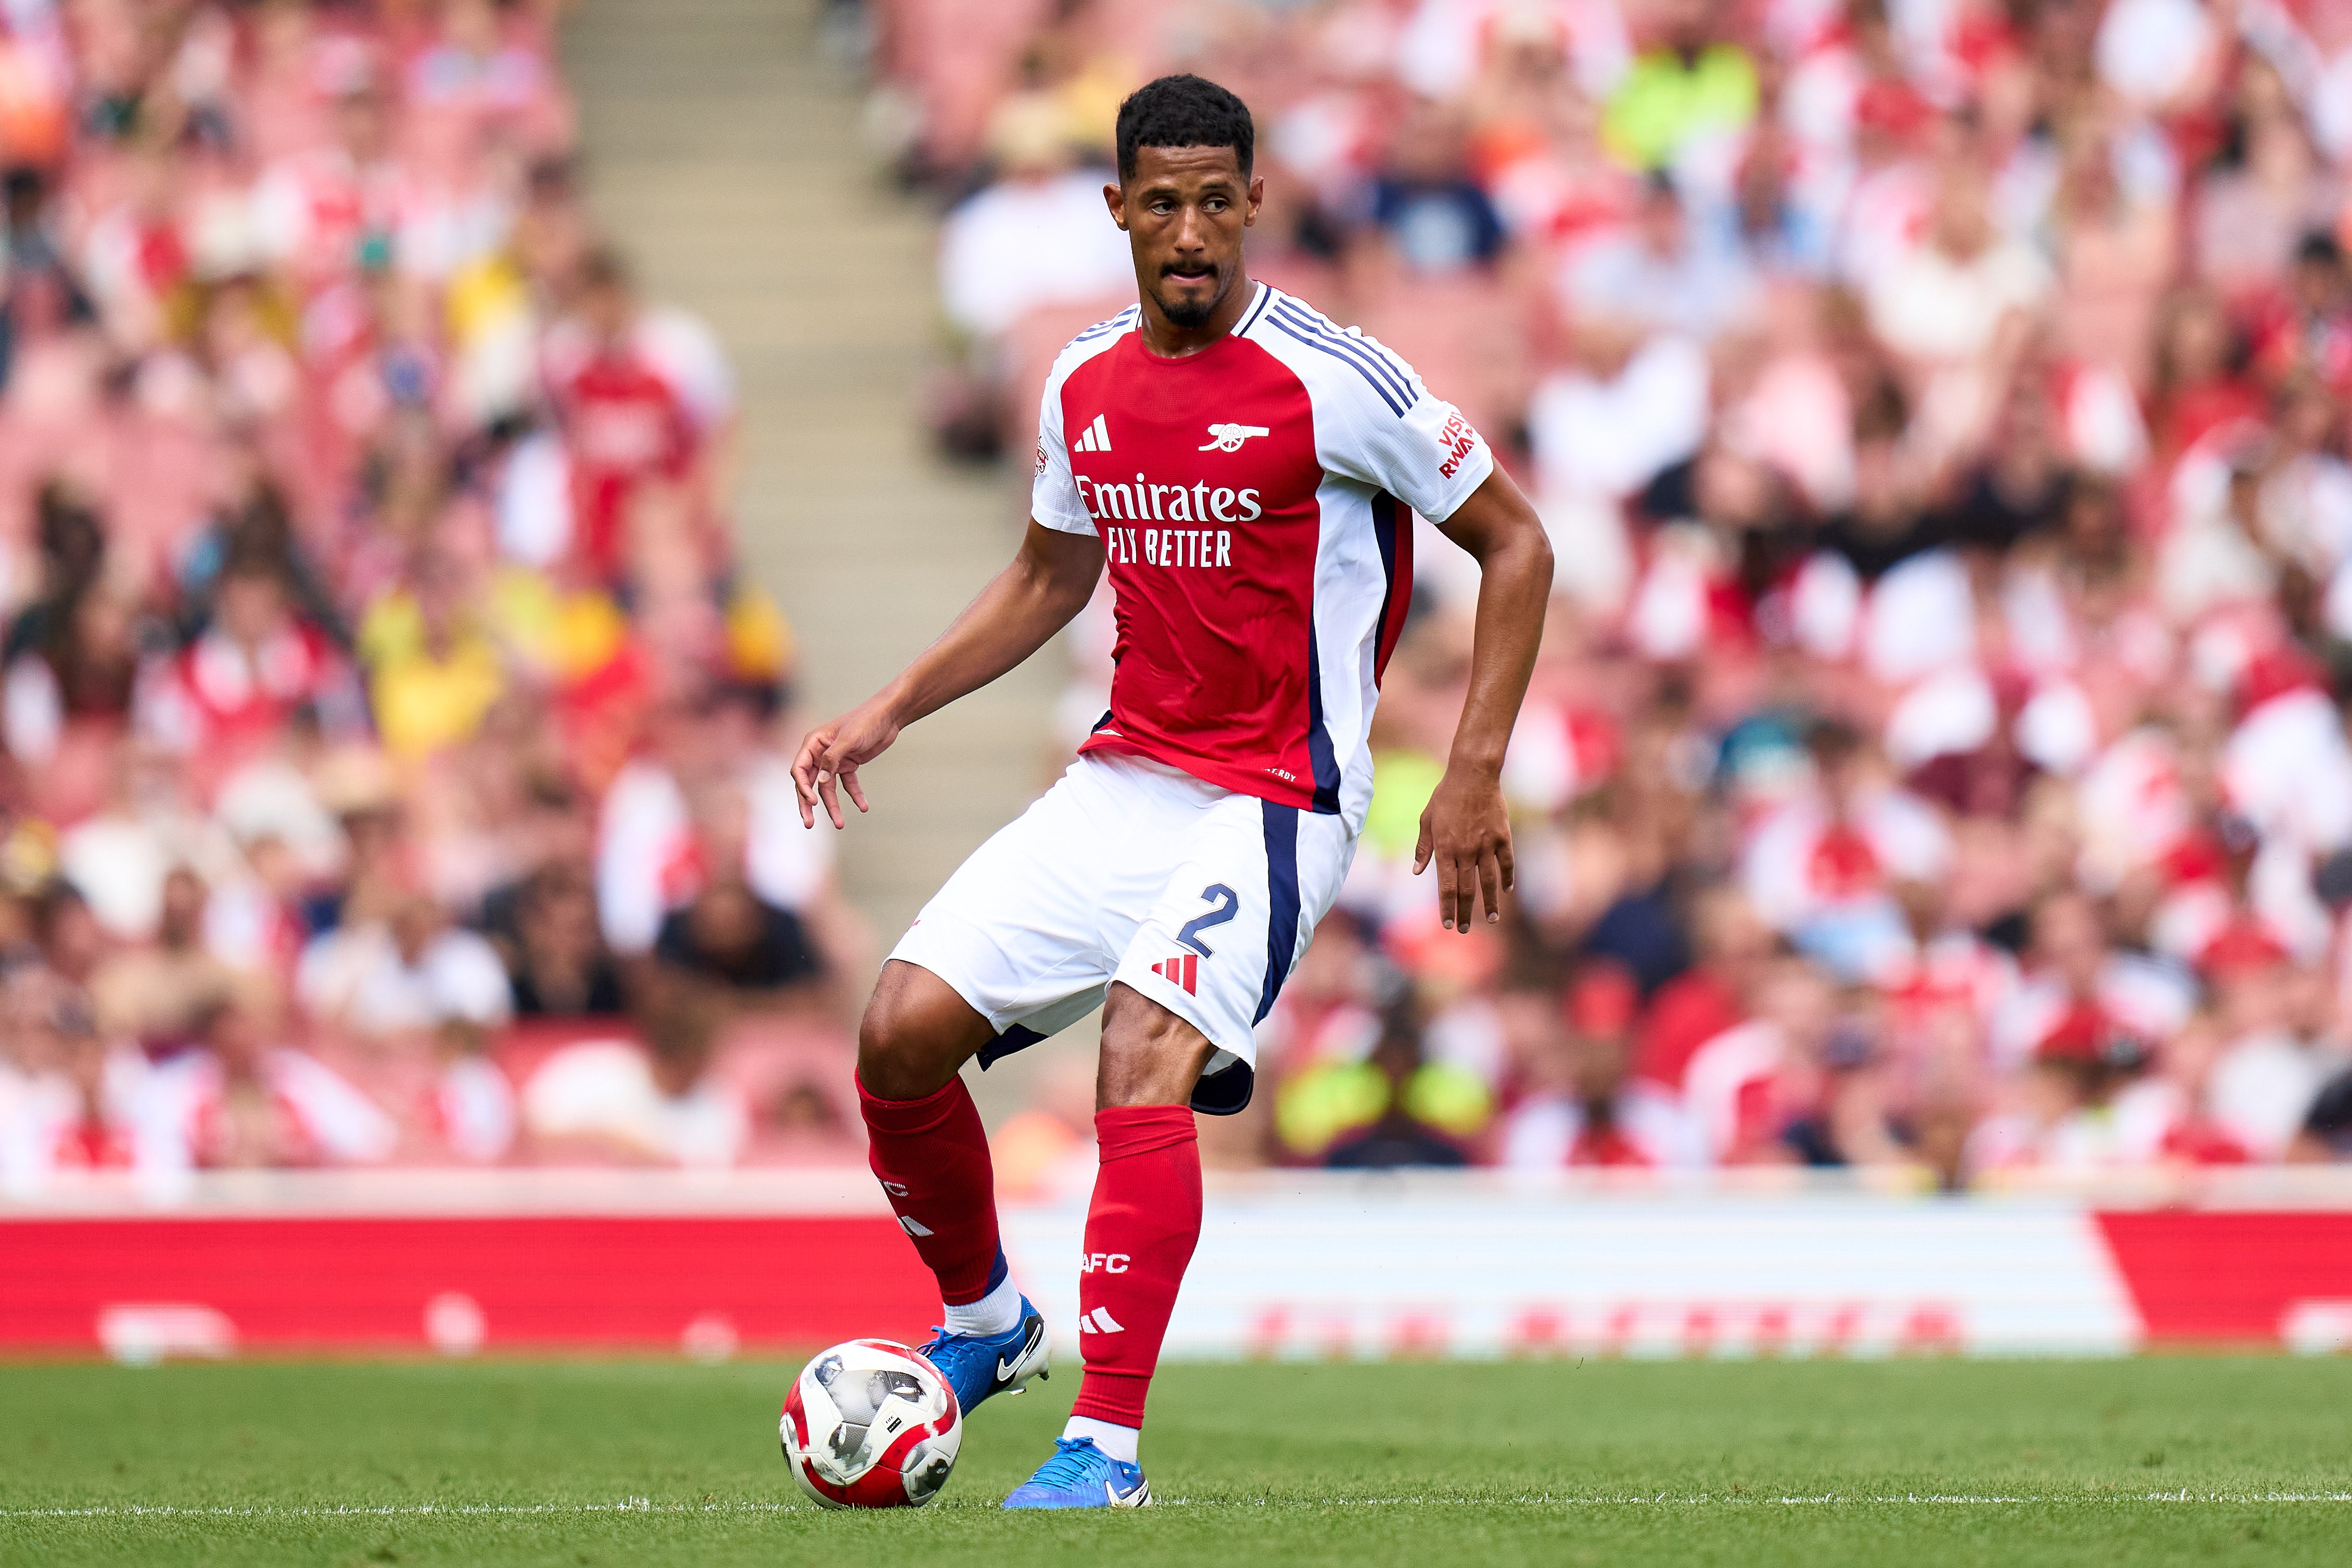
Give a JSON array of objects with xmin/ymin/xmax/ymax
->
[{"xmin": 792, "ymin": 74, "xmax": 1553, "ymax": 1509}]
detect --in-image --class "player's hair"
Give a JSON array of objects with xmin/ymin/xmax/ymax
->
[{"xmin": 1115, "ymin": 74, "xmax": 1254, "ymax": 183}]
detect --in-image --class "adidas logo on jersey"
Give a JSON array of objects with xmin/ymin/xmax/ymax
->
[
  {"xmin": 1072, "ymin": 413, "xmax": 1113, "ymax": 452},
  {"xmin": 1150, "ymin": 953, "xmax": 1200, "ymax": 995},
  {"xmin": 1076, "ymin": 1308, "xmax": 1127, "ymax": 1334},
  {"xmin": 1199, "ymin": 423, "xmax": 1270, "ymax": 452}
]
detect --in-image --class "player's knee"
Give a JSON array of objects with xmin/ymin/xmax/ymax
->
[
  {"xmin": 856, "ymin": 1000, "xmax": 934, "ymax": 1100},
  {"xmin": 856, "ymin": 965, "xmax": 977, "ymax": 1100},
  {"xmin": 1097, "ymin": 984, "xmax": 1217, "ymax": 1108}
]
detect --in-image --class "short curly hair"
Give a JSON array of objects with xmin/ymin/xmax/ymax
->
[{"xmin": 1115, "ymin": 74, "xmax": 1254, "ymax": 183}]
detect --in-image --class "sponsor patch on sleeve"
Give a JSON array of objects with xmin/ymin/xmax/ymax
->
[{"xmin": 1436, "ymin": 414, "xmax": 1480, "ymax": 480}]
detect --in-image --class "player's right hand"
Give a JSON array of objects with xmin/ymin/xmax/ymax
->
[{"xmin": 791, "ymin": 697, "xmax": 904, "ymax": 828}]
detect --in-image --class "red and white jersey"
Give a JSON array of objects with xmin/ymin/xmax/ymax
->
[{"xmin": 1032, "ymin": 283, "xmax": 1494, "ymax": 826}]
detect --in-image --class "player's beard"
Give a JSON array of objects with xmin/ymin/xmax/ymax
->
[{"xmin": 1154, "ymin": 263, "xmax": 1223, "ymax": 327}]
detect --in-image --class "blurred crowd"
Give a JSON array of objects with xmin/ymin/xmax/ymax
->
[
  {"xmin": 891, "ymin": 0, "xmax": 2352, "ymax": 1185},
  {"xmin": 0, "ymin": 0, "xmax": 875, "ymax": 1192}
]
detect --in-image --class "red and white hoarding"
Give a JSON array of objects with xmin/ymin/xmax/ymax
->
[{"xmin": 4, "ymin": 1171, "xmax": 2350, "ymax": 1360}]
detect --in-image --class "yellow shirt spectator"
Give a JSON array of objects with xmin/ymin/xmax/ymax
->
[
  {"xmin": 1603, "ymin": 44, "xmax": 1758, "ymax": 172},
  {"xmin": 358, "ymin": 591, "xmax": 507, "ymax": 760}
]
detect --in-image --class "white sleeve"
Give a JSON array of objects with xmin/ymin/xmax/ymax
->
[
  {"xmin": 1312, "ymin": 335, "xmax": 1495, "ymax": 522},
  {"xmin": 1029, "ymin": 367, "xmax": 1095, "ymax": 537}
]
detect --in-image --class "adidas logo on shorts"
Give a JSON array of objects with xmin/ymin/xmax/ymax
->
[{"xmin": 1149, "ymin": 953, "xmax": 1199, "ymax": 995}]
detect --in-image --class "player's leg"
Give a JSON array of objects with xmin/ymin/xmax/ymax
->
[
  {"xmin": 1000, "ymin": 983, "xmax": 1209, "ymax": 1509},
  {"xmin": 1067, "ymin": 985, "xmax": 1216, "ymax": 1444},
  {"xmin": 859, "ymin": 767, "xmax": 1136, "ymax": 1413},
  {"xmin": 858, "ymin": 967, "xmax": 1054, "ymax": 1412},
  {"xmin": 854, "ymin": 961, "xmax": 1015, "ymax": 1325},
  {"xmin": 1005, "ymin": 793, "xmax": 1350, "ymax": 1508}
]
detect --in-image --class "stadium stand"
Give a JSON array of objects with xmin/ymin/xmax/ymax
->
[
  {"xmin": 0, "ymin": 0, "xmax": 871, "ymax": 1181},
  {"xmin": 887, "ymin": 0, "xmax": 2352, "ymax": 1184},
  {"xmin": 10, "ymin": 0, "xmax": 2352, "ymax": 1192}
]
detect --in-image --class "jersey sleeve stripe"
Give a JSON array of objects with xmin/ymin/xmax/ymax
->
[
  {"xmin": 1267, "ymin": 301, "xmax": 1416, "ymax": 403},
  {"xmin": 1303, "ymin": 307, "xmax": 1417, "ymax": 392},
  {"xmin": 1253, "ymin": 801, "xmax": 1303, "ymax": 1026},
  {"xmin": 1268, "ymin": 303, "xmax": 1416, "ymax": 411},
  {"xmin": 1266, "ymin": 310, "xmax": 1409, "ymax": 416},
  {"xmin": 1072, "ymin": 306, "xmax": 1139, "ymax": 343}
]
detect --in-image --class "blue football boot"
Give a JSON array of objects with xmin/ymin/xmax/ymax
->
[
  {"xmin": 1001, "ymin": 1436, "xmax": 1152, "ymax": 1510},
  {"xmin": 914, "ymin": 1296, "xmax": 1049, "ymax": 1417}
]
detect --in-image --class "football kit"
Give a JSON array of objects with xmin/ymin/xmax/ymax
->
[{"xmin": 888, "ymin": 282, "xmax": 1494, "ymax": 1113}]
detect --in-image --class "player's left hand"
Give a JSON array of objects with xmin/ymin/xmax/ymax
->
[{"xmin": 1413, "ymin": 764, "xmax": 1514, "ymax": 933}]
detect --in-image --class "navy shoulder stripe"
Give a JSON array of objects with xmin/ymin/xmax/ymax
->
[
  {"xmin": 1268, "ymin": 302, "xmax": 1415, "ymax": 407},
  {"xmin": 1072, "ymin": 306, "xmax": 1138, "ymax": 343},
  {"xmin": 1277, "ymin": 302, "xmax": 1414, "ymax": 389},
  {"xmin": 1270, "ymin": 302, "xmax": 1415, "ymax": 405},
  {"xmin": 1267, "ymin": 308, "xmax": 1409, "ymax": 415}
]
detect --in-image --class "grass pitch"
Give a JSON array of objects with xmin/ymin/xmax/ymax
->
[{"xmin": 2, "ymin": 1357, "xmax": 2347, "ymax": 1567}]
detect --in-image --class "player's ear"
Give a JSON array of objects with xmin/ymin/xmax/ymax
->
[
  {"xmin": 1103, "ymin": 181, "xmax": 1129, "ymax": 231},
  {"xmin": 1244, "ymin": 173, "xmax": 1264, "ymax": 227}
]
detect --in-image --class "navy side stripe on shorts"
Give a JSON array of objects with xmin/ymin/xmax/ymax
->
[{"xmin": 1255, "ymin": 801, "xmax": 1302, "ymax": 1025}]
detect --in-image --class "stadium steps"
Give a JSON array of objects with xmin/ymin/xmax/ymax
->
[{"xmin": 561, "ymin": 0, "xmax": 1059, "ymax": 985}]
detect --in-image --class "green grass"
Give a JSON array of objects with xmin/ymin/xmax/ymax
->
[{"xmin": 2, "ymin": 1358, "xmax": 2348, "ymax": 1566}]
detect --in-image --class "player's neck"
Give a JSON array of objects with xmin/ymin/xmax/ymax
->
[{"xmin": 1135, "ymin": 266, "xmax": 1256, "ymax": 359}]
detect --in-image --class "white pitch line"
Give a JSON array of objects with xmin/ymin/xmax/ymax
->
[{"xmin": 8, "ymin": 1492, "xmax": 2352, "ymax": 1520}]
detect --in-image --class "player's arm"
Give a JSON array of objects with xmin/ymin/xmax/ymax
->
[
  {"xmin": 792, "ymin": 521, "xmax": 1104, "ymax": 828},
  {"xmin": 1418, "ymin": 467, "xmax": 1553, "ymax": 932}
]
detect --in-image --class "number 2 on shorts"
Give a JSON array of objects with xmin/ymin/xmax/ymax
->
[{"xmin": 1176, "ymin": 883, "xmax": 1238, "ymax": 957}]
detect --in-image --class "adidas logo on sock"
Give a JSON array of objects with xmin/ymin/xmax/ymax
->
[
  {"xmin": 1076, "ymin": 1308, "xmax": 1126, "ymax": 1334},
  {"xmin": 1149, "ymin": 953, "xmax": 1198, "ymax": 995}
]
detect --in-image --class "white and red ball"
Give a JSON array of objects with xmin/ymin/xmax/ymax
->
[{"xmin": 779, "ymin": 1338, "xmax": 961, "ymax": 1508}]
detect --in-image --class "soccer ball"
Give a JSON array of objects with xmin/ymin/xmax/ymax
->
[{"xmin": 779, "ymin": 1338, "xmax": 961, "ymax": 1508}]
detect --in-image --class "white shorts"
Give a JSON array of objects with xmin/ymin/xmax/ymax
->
[{"xmin": 889, "ymin": 753, "xmax": 1357, "ymax": 1114}]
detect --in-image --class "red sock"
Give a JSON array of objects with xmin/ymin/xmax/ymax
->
[
  {"xmin": 857, "ymin": 1074, "xmax": 1005, "ymax": 1306},
  {"xmin": 1070, "ymin": 1105, "xmax": 1201, "ymax": 1429}
]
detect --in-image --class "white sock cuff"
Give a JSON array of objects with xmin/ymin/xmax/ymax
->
[
  {"xmin": 941, "ymin": 1271, "xmax": 1023, "ymax": 1337},
  {"xmin": 1062, "ymin": 1415, "xmax": 1140, "ymax": 1464}
]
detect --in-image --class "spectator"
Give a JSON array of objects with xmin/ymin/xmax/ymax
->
[
  {"xmin": 1564, "ymin": 171, "xmax": 1756, "ymax": 340},
  {"xmin": 1324, "ymin": 1013, "xmax": 1474, "ymax": 1169},
  {"xmin": 540, "ymin": 246, "xmax": 733, "ymax": 590},
  {"xmin": 296, "ymin": 890, "xmax": 512, "ymax": 1041},
  {"xmin": 1501, "ymin": 967, "xmax": 1703, "ymax": 1167},
  {"xmin": 519, "ymin": 985, "xmax": 748, "ymax": 1167},
  {"xmin": 655, "ymin": 871, "xmax": 826, "ymax": 1000},
  {"xmin": 88, "ymin": 864, "xmax": 239, "ymax": 1051},
  {"xmin": 935, "ymin": 94, "xmax": 1131, "ymax": 341},
  {"xmin": 1601, "ymin": 0, "xmax": 1757, "ymax": 173},
  {"xmin": 503, "ymin": 859, "xmax": 626, "ymax": 1018},
  {"xmin": 146, "ymin": 994, "xmax": 398, "ymax": 1170}
]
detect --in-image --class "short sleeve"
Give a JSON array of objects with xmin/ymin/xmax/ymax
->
[
  {"xmin": 1314, "ymin": 341, "xmax": 1495, "ymax": 522},
  {"xmin": 1029, "ymin": 375, "xmax": 1096, "ymax": 536}
]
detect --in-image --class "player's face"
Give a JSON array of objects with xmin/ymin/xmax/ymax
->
[{"xmin": 1107, "ymin": 145, "xmax": 1261, "ymax": 329}]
